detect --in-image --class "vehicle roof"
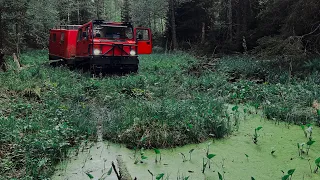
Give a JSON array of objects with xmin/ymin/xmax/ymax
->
[{"xmin": 80, "ymin": 20, "xmax": 132, "ymax": 28}]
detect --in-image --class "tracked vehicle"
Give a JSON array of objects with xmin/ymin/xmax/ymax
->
[{"xmin": 49, "ymin": 20, "xmax": 152, "ymax": 72}]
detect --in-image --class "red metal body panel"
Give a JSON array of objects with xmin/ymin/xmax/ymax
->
[
  {"xmin": 49, "ymin": 29, "xmax": 78, "ymax": 59},
  {"xmin": 92, "ymin": 40, "xmax": 137, "ymax": 56},
  {"xmin": 134, "ymin": 28, "xmax": 152, "ymax": 54},
  {"xmin": 76, "ymin": 22, "xmax": 93, "ymax": 57}
]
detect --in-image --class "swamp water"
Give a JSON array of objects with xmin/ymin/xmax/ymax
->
[{"xmin": 52, "ymin": 113, "xmax": 320, "ymax": 180}]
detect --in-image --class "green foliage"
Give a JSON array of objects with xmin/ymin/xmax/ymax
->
[
  {"xmin": 0, "ymin": 51, "xmax": 97, "ymax": 179},
  {"xmin": 86, "ymin": 172, "xmax": 94, "ymax": 179},
  {"xmin": 253, "ymin": 127, "xmax": 262, "ymax": 144},
  {"xmin": 103, "ymin": 53, "xmax": 230, "ymax": 148},
  {"xmin": 282, "ymin": 169, "xmax": 295, "ymax": 180},
  {"xmin": 107, "ymin": 167, "xmax": 113, "ymax": 175},
  {"xmin": 156, "ymin": 173, "xmax": 165, "ymax": 180},
  {"xmin": 288, "ymin": 169, "xmax": 295, "ymax": 175},
  {"xmin": 218, "ymin": 172, "xmax": 223, "ymax": 180},
  {"xmin": 316, "ymin": 157, "xmax": 320, "ymax": 167},
  {"xmin": 154, "ymin": 148, "xmax": 160, "ymax": 154},
  {"xmin": 282, "ymin": 175, "xmax": 290, "ymax": 180},
  {"xmin": 189, "ymin": 149, "xmax": 194, "ymax": 161},
  {"xmin": 207, "ymin": 154, "xmax": 216, "ymax": 159}
]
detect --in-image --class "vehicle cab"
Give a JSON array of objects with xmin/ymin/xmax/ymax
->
[{"xmin": 75, "ymin": 20, "xmax": 152, "ymax": 72}]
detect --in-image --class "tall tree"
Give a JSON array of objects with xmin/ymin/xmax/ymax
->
[
  {"xmin": 169, "ymin": 0, "xmax": 178, "ymax": 50},
  {"xmin": 227, "ymin": 0, "xmax": 233, "ymax": 42},
  {"xmin": 121, "ymin": 0, "xmax": 131, "ymax": 22}
]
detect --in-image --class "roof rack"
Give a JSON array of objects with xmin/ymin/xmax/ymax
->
[{"xmin": 55, "ymin": 25, "xmax": 81, "ymax": 30}]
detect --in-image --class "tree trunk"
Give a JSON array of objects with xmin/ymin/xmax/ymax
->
[
  {"xmin": 77, "ymin": 0, "xmax": 80, "ymax": 24},
  {"xmin": 0, "ymin": 52, "xmax": 5, "ymax": 72},
  {"xmin": 201, "ymin": 22, "xmax": 206, "ymax": 44},
  {"xmin": 169, "ymin": 0, "xmax": 178, "ymax": 50},
  {"xmin": 236, "ymin": 1, "xmax": 241, "ymax": 49},
  {"xmin": 0, "ymin": 7, "xmax": 3, "ymax": 52},
  {"xmin": 227, "ymin": 0, "xmax": 233, "ymax": 42}
]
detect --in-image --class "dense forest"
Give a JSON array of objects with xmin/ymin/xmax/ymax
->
[{"xmin": 1, "ymin": 0, "xmax": 320, "ymax": 58}]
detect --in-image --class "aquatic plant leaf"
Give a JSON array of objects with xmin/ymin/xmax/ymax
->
[
  {"xmin": 307, "ymin": 140, "xmax": 315, "ymax": 146},
  {"xmin": 184, "ymin": 177, "xmax": 190, "ymax": 180},
  {"xmin": 297, "ymin": 143, "xmax": 300, "ymax": 148},
  {"xmin": 218, "ymin": 172, "xmax": 223, "ymax": 180},
  {"xmin": 245, "ymin": 154, "xmax": 249, "ymax": 158},
  {"xmin": 107, "ymin": 167, "xmax": 112, "ymax": 175},
  {"xmin": 301, "ymin": 125, "xmax": 305, "ymax": 130},
  {"xmin": 207, "ymin": 154, "xmax": 216, "ymax": 159},
  {"xmin": 315, "ymin": 157, "xmax": 320, "ymax": 167},
  {"xmin": 187, "ymin": 124, "xmax": 193, "ymax": 129},
  {"xmin": 282, "ymin": 175, "xmax": 290, "ymax": 180},
  {"xmin": 156, "ymin": 173, "xmax": 165, "ymax": 180},
  {"xmin": 232, "ymin": 106, "xmax": 239, "ymax": 111},
  {"xmin": 141, "ymin": 155, "xmax": 148, "ymax": 160},
  {"xmin": 251, "ymin": 177, "xmax": 255, "ymax": 180},
  {"xmin": 189, "ymin": 149, "xmax": 194, "ymax": 154},
  {"xmin": 287, "ymin": 169, "xmax": 295, "ymax": 175},
  {"xmin": 85, "ymin": 173, "xmax": 94, "ymax": 179},
  {"xmin": 154, "ymin": 148, "xmax": 160, "ymax": 154},
  {"xmin": 255, "ymin": 127, "xmax": 263, "ymax": 131}
]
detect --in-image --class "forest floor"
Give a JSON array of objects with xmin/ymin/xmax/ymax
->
[{"xmin": 0, "ymin": 50, "xmax": 320, "ymax": 179}]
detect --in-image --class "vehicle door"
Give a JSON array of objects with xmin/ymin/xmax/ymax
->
[
  {"xmin": 134, "ymin": 28, "xmax": 152, "ymax": 54},
  {"xmin": 76, "ymin": 26, "xmax": 92, "ymax": 57}
]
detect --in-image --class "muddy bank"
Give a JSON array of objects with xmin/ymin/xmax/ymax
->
[{"xmin": 52, "ymin": 113, "xmax": 320, "ymax": 180}]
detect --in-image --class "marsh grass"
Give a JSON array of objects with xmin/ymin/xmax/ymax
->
[
  {"xmin": 2, "ymin": 50, "xmax": 320, "ymax": 179},
  {"xmin": 217, "ymin": 57, "xmax": 320, "ymax": 126},
  {"xmin": 101, "ymin": 53, "xmax": 230, "ymax": 148},
  {"xmin": 0, "ymin": 51, "xmax": 97, "ymax": 179}
]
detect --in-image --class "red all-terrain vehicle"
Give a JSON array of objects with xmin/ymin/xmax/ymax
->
[{"xmin": 49, "ymin": 20, "xmax": 152, "ymax": 73}]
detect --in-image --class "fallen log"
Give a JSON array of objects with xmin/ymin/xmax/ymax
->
[{"xmin": 116, "ymin": 156, "xmax": 133, "ymax": 180}]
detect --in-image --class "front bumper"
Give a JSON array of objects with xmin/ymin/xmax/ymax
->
[{"xmin": 90, "ymin": 55, "xmax": 139, "ymax": 68}]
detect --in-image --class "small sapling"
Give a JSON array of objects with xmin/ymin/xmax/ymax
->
[
  {"xmin": 253, "ymin": 126, "xmax": 262, "ymax": 144},
  {"xmin": 282, "ymin": 169, "xmax": 295, "ymax": 180},
  {"xmin": 189, "ymin": 149, "xmax": 194, "ymax": 161},
  {"xmin": 306, "ymin": 140, "xmax": 315, "ymax": 155},
  {"xmin": 154, "ymin": 148, "xmax": 161, "ymax": 163},
  {"xmin": 314, "ymin": 157, "xmax": 320, "ymax": 173}
]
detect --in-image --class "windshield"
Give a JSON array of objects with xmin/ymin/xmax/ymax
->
[{"xmin": 93, "ymin": 25, "xmax": 133, "ymax": 40}]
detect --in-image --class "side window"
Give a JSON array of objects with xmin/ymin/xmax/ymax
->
[
  {"xmin": 136, "ymin": 29, "xmax": 150, "ymax": 41},
  {"xmin": 85, "ymin": 27, "xmax": 89, "ymax": 40},
  {"xmin": 52, "ymin": 33, "xmax": 57, "ymax": 42},
  {"xmin": 78, "ymin": 29, "xmax": 83, "ymax": 41},
  {"xmin": 60, "ymin": 33, "xmax": 65, "ymax": 43}
]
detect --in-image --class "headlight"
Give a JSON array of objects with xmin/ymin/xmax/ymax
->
[
  {"xmin": 130, "ymin": 50, "xmax": 136, "ymax": 56},
  {"xmin": 93, "ymin": 49, "xmax": 101, "ymax": 55}
]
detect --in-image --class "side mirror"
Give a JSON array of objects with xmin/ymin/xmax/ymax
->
[{"xmin": 82, "ymin": 32, "xmax": 87, "ymax": 38}]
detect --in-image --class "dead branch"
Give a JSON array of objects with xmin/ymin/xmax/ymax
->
[
  {"xmin": 13, "ymin": 53, "xmax": 22, "ymax": 71},
  {"xmin": 302, "ymin": 24, "xmax": 320, "ymax": 39}
]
